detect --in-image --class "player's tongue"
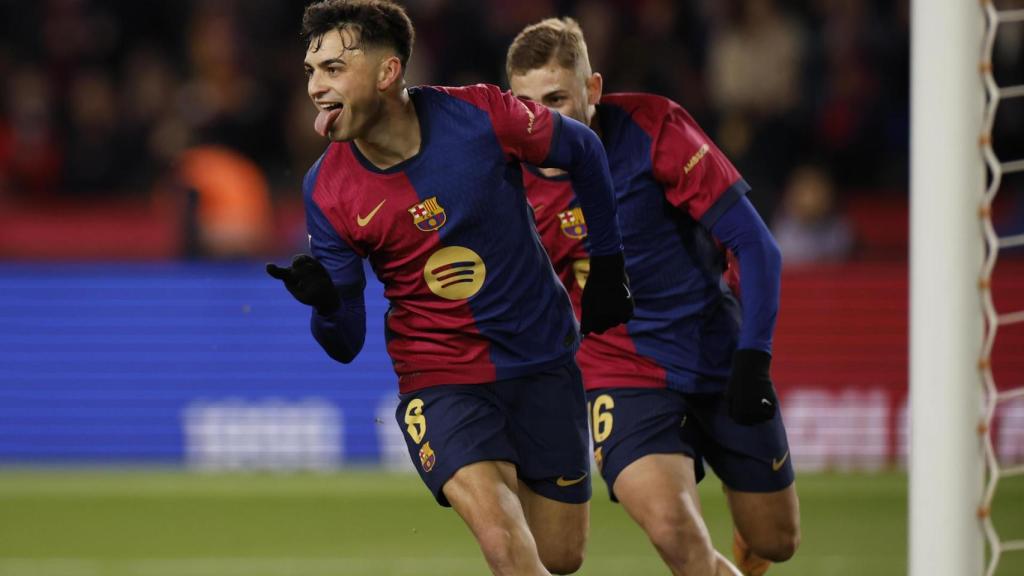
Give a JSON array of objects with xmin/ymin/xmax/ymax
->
[{"xmin": 314, "ymin": 107, "xmax": 342, "ymax": 137}]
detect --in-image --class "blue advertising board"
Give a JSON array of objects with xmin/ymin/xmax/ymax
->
[{"xmin": 0, "ymin": 263, "xmax": 412, "ymax": 469}]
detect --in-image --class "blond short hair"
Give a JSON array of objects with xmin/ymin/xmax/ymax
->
[{"xmin": 506, "ymin": 17, "xmax": 592, "ymax": 81}]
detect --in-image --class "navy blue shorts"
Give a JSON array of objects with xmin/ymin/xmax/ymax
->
[
  {"xmin": 586, "ymin": 388, "xmax": 794, "ymax": 502},
  {"xmin": 396, "ymin": 362, "xmax": 592, "ymax": 507}
]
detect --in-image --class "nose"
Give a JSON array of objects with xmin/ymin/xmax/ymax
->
[{"xmin": 308, "ymin": 71, "xmax": 328, "ymax": 100}]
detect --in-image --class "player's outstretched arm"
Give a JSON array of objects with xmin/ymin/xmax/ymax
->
[
  {"xmin": 541, "ymin": 114, "xmax": 620, "ymax": 256},
  {"xmin": 543, "ymin": 114, "xmax": 634, "ymax": 334},
  {"xmin": 267, "ymin": 254, "xmax": 366, "ymax": 363},
  {"xmin": 710, "ymin": 196, "xmax": 783, "ymax": 424}
]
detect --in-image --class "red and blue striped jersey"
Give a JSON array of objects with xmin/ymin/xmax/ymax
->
[
  {"xmin": 304, "ymin": 84, "xmax": 606, "ymax": 394},
  {"xmin": 526, "ymin": 93, "xmax": 748, "ymax": 393}
]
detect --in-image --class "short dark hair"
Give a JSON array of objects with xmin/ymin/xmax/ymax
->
[
  {"xmin": 301, "ymin": 0, "xmax": 414, "ymax": 69},
  {"xmin": 506, "ymin": 17, "xmax": 590, "ymax": 80}
]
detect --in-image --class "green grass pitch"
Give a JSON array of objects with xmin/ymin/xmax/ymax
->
[{"xmin": 0, "ymin": 470, "xmax": 1021, "ymax": 575}]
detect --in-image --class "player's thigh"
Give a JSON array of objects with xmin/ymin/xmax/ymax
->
[
  {"xmin": 442, "ymin": 460, "xmax": 525, "ymax": 531},
  {"xmin": 724, "ymin": 484, "xmax": 800, "ymax": 551},
  {"xmin": 518, "ymin": 482, "xmax": 589, "ymax": 567},
  {"xmin": 500, "ymin": 362, "xmax": 592, "ymax": 506},
  {"xmin": 442, "ymin": 461, "xmax": 559, "ymax": 575},
  {"xmin": 585, "ymin": 387, "xmax": 705, "ymax": 503},
  {"xmin": 395, "ymin": 384, "xmax": 518, "ymax": 507},
  {"xmin": 614, "ymin": 453, "xmax": 709, "ymax": 538}
]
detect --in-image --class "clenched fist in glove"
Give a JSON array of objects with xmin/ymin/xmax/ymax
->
[
  {"xmin": 580, "ymin": 252, "xmax": 634, "ymax": 335},
  {"xmin": 726, "ymin": 349, "xmax": 779, "ymax": 425}
]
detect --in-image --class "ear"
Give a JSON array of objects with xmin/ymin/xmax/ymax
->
[
  {"xmin": 377, "ymin": 55, "xmax": 403, "ymax": 91},
  {"xmin": 585, "ymin": 72, "xmax": 603, "ymax": 106}
]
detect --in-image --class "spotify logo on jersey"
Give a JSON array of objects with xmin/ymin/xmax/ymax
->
[{"xmin": 423, "ymin": 246, "xmax": 486, "ymax": 300}]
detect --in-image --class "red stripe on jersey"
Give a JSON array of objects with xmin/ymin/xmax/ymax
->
[
  {"xmin": 435, "ymin": 84, "xmax": 556, "ymax": 166},
  {"xmin": 577, "ymin": 326, "xmax": 668, "ymax": 390},
  {"xmin": 524, "ymin": 169, "xmax": 584, "ymax": 291},
  {"xmin": 568, "ymin": 265, "xmax": 668, "ymax": 390},
  {"xmin": 312, "ymin": 144, "xmax": 494, "ymax": 393},
  {"xmin": 602, "ymin": 93, "xmax": 742, "ymax": 222}
]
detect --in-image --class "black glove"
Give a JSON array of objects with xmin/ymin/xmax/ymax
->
[
  {"xmin": 726, "ymin": 349, "xmax": 779, "ymax": 425},
  {"xmin": 580, "ymin": 252, "xmax": 634, "ymax": 335},
  {"xmin": 266, "ymin": 254, "xmax": 340, "ymax": 315}
]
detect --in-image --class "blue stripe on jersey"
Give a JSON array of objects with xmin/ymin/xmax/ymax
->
[
  {"xmin": 394, "ymin": 88, "xmax": 578, "ymax": 379},
  {"xmin": 599, "ymin": 104, "xmax": 742, "ymax": 389}
]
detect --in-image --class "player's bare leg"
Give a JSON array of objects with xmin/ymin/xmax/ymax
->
[
  {"xmin": 724, "ymin": 483, "xmax": 800, "ymax": 573},
  {"xmin": 731, "ymin": 528, "xmax": 772, "ymax": 576},
  {"xmin": 614, "ymin": 454, "xmax": 742, "ymax": 576},
  {"xmin": 518, "ymin": 483, "xmax": 588, "ymax": 574},
  {"xmin": 443, "ymin": 460, "xmax": 551, "ymax": 576}
]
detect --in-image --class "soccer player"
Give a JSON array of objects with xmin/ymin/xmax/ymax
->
[
  {"xmin": 506, "ymin": 18, "xmax": 800, "ymax": 576},
  {"xmin": 266, "ymin": 2, "xmax": 633, "ymax": 575}
]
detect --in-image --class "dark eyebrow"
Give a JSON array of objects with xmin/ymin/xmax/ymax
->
[
  {"xmin": 542, "ymin": 90, "xmax": 568, "ymax": 100},
  {"xmin": 319, "ymin": 56, "xmax": 347, "ymax": 67},
  {"xmin": 304, "ymin": 52, "xmax": 348, "ymax": 70}
]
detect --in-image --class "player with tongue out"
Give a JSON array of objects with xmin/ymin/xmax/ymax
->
[{"xmin": 266, "ymin": 1, "xmax": 634, "ymax": 575}]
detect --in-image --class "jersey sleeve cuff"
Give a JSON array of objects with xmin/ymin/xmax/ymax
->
[{"xmin": 699, "ymin": 178, "xmax": 751, "ymax": 229}]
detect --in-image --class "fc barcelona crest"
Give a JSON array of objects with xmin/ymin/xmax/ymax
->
[
  {"xmin": 419, "ymin": 441, "xmax": 436, "ymax": 472},
  {"xmin": 408, "ymin": 197, "xmax": 447, "ymax": 232},
  {"xmin": 558, "ymin": 207, "xmax": 588, "ymax": 239}
]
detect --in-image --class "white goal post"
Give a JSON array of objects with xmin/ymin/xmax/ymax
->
[{"xmin": 909, "ymin": 1, "xmax": 985, "ymax": 575}]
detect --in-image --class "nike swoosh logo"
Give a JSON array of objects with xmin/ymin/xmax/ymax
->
[
  {"xmin": 356, "ymin": 199, "xmax": 387, "ymax": 227},
  {"xmin": 771, "ymin": 451, "xmax": 790, "ymax": 472},
  {"xmin": 556, "ymin": 472, "xmax": 588, "ymax": 487}
]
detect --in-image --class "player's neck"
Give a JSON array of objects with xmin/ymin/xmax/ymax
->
[
  {"xmin": 588, "ymin": 105, "xmax": 602, "ymax": 138},
  {"xmin": 353, "ymin": 89, "xmax": 421, "ymax": 170}
]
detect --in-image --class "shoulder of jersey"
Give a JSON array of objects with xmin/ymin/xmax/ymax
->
[
  {"xmin": 423, "ymin": 83, "xmax": 502, "ymax": 103},
  {"xmin": 305, "ymin": 143, "xmax": 347, "ymax": 201},
  {"xmin": 602, "ymin": 92, "xmax": 676, "ymax": 113},
  {"xmin": 601, "ymin": 92, "xmax": 687, "ymax": 129}
]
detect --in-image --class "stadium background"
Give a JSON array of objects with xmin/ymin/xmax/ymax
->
[{"xmin": 1, "ymin": 0, "xmax": 1023, "ymax": 574}]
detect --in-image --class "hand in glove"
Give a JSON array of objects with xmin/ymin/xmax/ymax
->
[
  {"xmin": 266, "ymin": 254, "xmax": 340, "ymax": 315},
  {"xmin": 726, "ymin": 349, "xmax": 779, "ymax": 425},
  {"xmin": 580, "ymin": 252, "xmax": 634, "ymax": 335}
]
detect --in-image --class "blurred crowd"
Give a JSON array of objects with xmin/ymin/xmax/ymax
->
[{"xmin": 0, "ymin": 0, "xmax": 1021, "ymax": 262}]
